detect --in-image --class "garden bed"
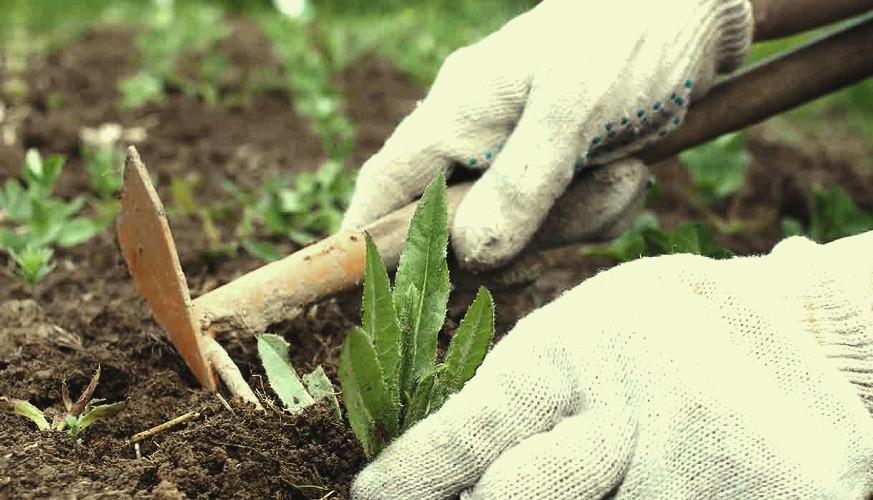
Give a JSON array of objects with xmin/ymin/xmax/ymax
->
[{"xmin": 1, "ymin": 18, "xmax": 872, "ymax": 499}]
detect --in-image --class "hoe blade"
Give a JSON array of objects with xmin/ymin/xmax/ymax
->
[{"xmin": 116, "ymin": 146, "xmax": 215, "ymax": 391}]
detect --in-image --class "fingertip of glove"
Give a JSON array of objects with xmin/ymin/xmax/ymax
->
[{"xmin": 452, "ymin": 223, "xmax": 521, "ymax": 272}]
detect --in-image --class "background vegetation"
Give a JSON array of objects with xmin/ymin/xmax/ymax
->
[{"xmin": 2, "ymin": 0, "xmax": 872, "ymax": 287}]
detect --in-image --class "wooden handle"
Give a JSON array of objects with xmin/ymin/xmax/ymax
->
[{"xmin": 750, "ymin": 0, "xmax": 872, "ymax": 42}]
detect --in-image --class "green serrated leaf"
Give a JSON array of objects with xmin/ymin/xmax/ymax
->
[
  {"xmin": 302, "ymin": 366, "xmax": 341, "ymax": 420},
  {"xmin": 393, "ymin": 281, "xmax": 418, "ymax": 400},
  {"xmin": 0, "ymin": 397, "xmax": 50, "ymax": 431},
  {"xmin": 28, "ymin": 199, "xmax": 53, "ymax": 237},
  {"xmin": 52, "ymin": 196, "xmax": 86, "ymax": 221},
  {"xmin": 433, "ymin": 286, "xmax": 493, "ymax": 410},
  {"xmin": 361, "ymin": 233, "xmax": 403, "ymax": 402},
  {"xmin": 338, "ymin": 327, "xmax": 398, "ymax": 457},
  {"xmin": 402, "ymin": 364, "xmax": 443, "ymax": 431},
  {"xmin": 393, "ymin": 173, "xmax": 449, "ymax": 386},
  {"xmin": 257, "ymin": 334, "xmax": 315, "ymax": 413}
]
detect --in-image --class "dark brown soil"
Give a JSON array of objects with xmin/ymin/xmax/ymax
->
[{"xmin": 1, "ymin": 18, "xmax": 872, "ymax": 499}]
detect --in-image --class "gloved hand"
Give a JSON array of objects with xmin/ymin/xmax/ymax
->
[
  {"xmin": 342, "ymin": 0, "xmax": 754, "ymax": 270},
  {"xmin": 352, "ymin": 231, "xmax": 873, "ymax": 499}
]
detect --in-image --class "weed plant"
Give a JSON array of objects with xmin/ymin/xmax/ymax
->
[{"xmin": 338, "ymin": 173, "xmax": 495, "ymax": 457}]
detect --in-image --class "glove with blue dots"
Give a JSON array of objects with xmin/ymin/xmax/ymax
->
[{"xmin": 342, "ymin": 0, "xmax": 753, "ymax": 270}]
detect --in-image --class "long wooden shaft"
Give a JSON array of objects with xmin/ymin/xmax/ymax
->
[{"xmin": 750, "ymin": 0, "xmax": 872, "ymax": 41}]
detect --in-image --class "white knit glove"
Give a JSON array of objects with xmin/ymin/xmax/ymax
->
[
  {"xmin": 352, "ymin": 231, "xmax": 873, "ymax": 499},
  {"xmin": 343, "ymin": 0, "xmax": 753, "ymax": 270}
]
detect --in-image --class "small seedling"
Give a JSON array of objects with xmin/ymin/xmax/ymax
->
[
  {"xmin": 338, "ymin": 173, "xmax": 495, "ymax": 457},
  {"xmin": 257, "ymin": 333, "xmax": 341, "ymax": 418},
  {"xmin": 7, "ymin": 245, "xmax": 55, "ymax": 289},
  {"xmin": 0, "ymin": 366, "xmax": 126, "ymax": 445},
  {"xmin": 0, "ymin": 149, "xmax": 103, "ymax": 290}
]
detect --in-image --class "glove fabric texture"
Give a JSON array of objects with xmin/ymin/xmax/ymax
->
[
  {"xmin": 352, "ymin": 232, "xmax": 873, "ymax": 499},
  {"xmin": 342, "ymin": 0, "xmax": 754, "ymax": 270}
]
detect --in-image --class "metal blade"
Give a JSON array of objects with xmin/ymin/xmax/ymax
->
[{"xmin": 116, "ymin": 146, "xmax": 215, "ymax": 391}]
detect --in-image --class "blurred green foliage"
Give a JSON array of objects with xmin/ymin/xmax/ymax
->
[
  {"xmin": 585, "ymin": 214, "xmax": 733, "ymax": 263},
  {"xmin": 745, "ymin": 14, "xmax": 873, "ymax": 149},
  {"xmin": 0, "ymin": 150, "xmax": 105, "ymax": 290},
  {"xmin": 680, "ymin": 132, "xmax": 750, "ymax": 206},
  {"xmin": 782, "ymin": 186, "xmax": 873, "ymax": 243},
  {"xmin": 4, "ymin": 0, "xmax": 873, "ymax": 267},
  {"xmin": 118, "ymin": 2, "xmax": 230, "ymax": 109}
]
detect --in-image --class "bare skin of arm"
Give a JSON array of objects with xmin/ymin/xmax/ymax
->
[{"xmin": 751, "ymin": 0, "xmax": 872, "ymax": 41}]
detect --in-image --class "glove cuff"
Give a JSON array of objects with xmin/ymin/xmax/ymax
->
[
  {"xmin": 712, "ymin": 0, "xmax": 754, "ymax": 73},
  {"xmin": 773, "ymin": 234, "xmax": 873, "ymax": 413}
]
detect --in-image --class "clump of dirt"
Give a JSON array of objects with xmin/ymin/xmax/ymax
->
[{"xmin": 1, "ymin": 15, "xmax": 872, "ymax": 500}]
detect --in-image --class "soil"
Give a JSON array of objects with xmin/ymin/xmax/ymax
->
[{"xmin": 1, "ymin": 18, "xmax": 872, "ymax": 500}]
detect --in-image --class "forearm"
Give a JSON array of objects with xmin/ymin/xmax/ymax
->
[{"xmin": 750, "ymin": 0, "xmax": 873, "ymax": 41}]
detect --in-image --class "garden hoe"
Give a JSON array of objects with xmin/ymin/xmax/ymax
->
[{"xmin": 116, "ymin": 15, "xmax": 873, "ymax": 404}]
